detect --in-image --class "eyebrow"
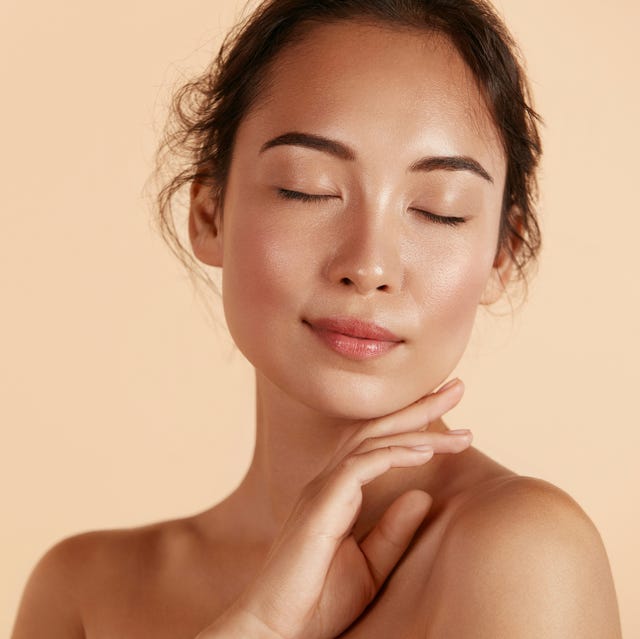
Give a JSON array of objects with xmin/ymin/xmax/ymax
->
[{"xmin": 259, "ymin": 131, "xmax": 494, "ymax": 184}]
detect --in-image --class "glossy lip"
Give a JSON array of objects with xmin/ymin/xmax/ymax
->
[
  {"xmin": 303, "ymin": 317, "xmax": 404, "ymax": 361},
  {"xmin": 307, "ymin": 317, "xmax": 403, "ymax": 341}
]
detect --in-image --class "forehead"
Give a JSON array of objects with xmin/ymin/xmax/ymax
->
[{"xmin": 240, "ymin": 20, "xmax": 506, "ymax": 182}]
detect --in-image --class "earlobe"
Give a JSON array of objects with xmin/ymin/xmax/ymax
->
[
  {"xmin": 188, "ymin": 180, "xmax": 223, "ymax": 267},
  {"xmin": 479, "ymin": 245, "xmax": 514, "ymax": 305},
  {"xmin": 480, "ymin": 211, "xmax": 523, "ymax": 306}
]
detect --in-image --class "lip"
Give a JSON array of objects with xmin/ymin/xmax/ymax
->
[
  {"xmin": 304, "ymin": 317, "xmax": 403, "ymax": 361},
  {"xmin": 307, "ymin": 317, "xmax": 402, "ymax": 341}
]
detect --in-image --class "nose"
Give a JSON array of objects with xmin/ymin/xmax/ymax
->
[{"xmin": 324, "ymin": 205, "xmax": 404, "ymax": 295}]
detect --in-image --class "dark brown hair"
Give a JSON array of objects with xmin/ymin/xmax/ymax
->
[{"xmin": 154, "ymin": 0, "xmax": 542, "ymax": 302}]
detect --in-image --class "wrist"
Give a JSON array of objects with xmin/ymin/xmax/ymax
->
[{"xmin": 196, "ymin": 606, "xmax": 286, "ymax": 639}]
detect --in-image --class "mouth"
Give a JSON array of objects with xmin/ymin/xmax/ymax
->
[{"xmin": 303, "ymin": 317, "xmax": 403, "ymax": 360}]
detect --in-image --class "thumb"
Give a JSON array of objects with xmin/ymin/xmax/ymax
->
[{"xmin": 359, "ymin": 489, "xmax": 433, "ymax": 590}]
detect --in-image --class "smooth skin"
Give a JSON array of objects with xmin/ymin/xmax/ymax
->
[
  {"xmin": 201, "ymin": 382, "xmax": 474, "ymax": 639},
  {"xmin": 11, "ymin": 20, "xmax": 622, "ymax": 639}
]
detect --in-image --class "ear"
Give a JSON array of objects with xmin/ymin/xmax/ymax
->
[
  {"xmin": 188, "ymin": 180, "xmax": 223, "ymax": 267},
  {"xmin": 479, "ymin": 210, "xmax": 523, "ymax": 306}
]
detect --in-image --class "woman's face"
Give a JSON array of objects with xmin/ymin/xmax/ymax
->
[{"xmin": 192, "ymin": 21, "xmax": 510, "ymax": 419}]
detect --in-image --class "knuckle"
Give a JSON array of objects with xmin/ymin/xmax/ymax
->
[{"xmin": 337, "ymin": 455, "xmax": 358, "ymax": 473}]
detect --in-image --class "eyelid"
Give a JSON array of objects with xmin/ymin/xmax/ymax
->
[
  {"xmin": 411, "ymin": 208, "xmax": 467, "ymax": 226},
  {"xmin": 277, "ymin": 188, "xmax": 338, "ymax": 202},
  {"xmin": 277, "ymin": 188, "xmax": 467, "ymax": 226}
]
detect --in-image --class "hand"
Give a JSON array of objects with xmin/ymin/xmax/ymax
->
[{"xmin": 205, "ymin": 379, "xmax": 471, "ymax": 639}]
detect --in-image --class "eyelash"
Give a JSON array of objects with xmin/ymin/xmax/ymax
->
[
  {"xmin": 416, "ymin": 212, "xmax": 466, "ymax": 227},
  {"xmin": 278, "ymin": 188, "xmax": 333, "ymax": 203},
  {"xmin": 276, "ymin": 188, "xmax": 466, "ymax": 226}
]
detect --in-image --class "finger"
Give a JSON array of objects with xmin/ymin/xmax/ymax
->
[
  {"xmin": 367, "ymin": 379, "xmax": 465, "ymax": 437},
  {"xmin": 334, "ymin": 380, "xmax": 465, "ymax": 462},
  {"xmin": 359, "ymin": 489, "xmax": 432, "ymax": 591},
  {"xmin": 316, "ymin": 427, "xmax": 472, "ymax": 498},
  {"xmin": 352, "ymin": 429, "xmax": 473, "ymax": 456},
  {"xmin": 304, "ymin": 446, "xmax": 435, "ymax": 539}
]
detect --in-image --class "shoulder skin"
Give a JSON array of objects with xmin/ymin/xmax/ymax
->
[
  {"xmin": 11, "ymin": 531, "xmax": 93, "ymax": 639},
  {"xmin": 10, "ymin": 522, "xmax": 181, "ymax": 639},
  {"xmin": 419, "ymin": 475, "xmax": 623, "ymax": 639}
]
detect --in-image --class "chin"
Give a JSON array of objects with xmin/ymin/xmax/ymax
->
[{"xmin": 282, "ymin": 368, "xmax": 442, "ymax": 421}]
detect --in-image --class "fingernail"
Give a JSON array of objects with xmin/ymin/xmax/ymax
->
[
  {"xmin": 438, "ymin": 378, "xmax": 459, "ymax": 393},
  {"xmin": 447, "ymin": 429, "xmax": 471, "ymax": 435}
]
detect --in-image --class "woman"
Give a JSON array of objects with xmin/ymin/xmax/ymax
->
[{"xmin": 11, "ymin": 1, "xmax": 622, "ymax": 637}]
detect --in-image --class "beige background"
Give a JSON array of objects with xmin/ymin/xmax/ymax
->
[{"xmin": 2, "ymin": 0, "xmax": 639, "ymax": 636}]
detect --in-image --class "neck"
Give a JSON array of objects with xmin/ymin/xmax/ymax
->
[{"xmin": 231, "ymin": 370, "xmax": 454, "ymax": 546}]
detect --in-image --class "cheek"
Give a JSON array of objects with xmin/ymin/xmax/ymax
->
[
  {"xmin": 413, "ymin": 234, "xmax": 497, "ymax": 348},
  {"xmin": 221, "ymin": 209, "xmax": 308, "ymax": 353}
]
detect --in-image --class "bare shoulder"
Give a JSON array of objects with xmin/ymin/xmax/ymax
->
[
  {"xmin": 422, "ymin": 475, "xmax": 623, "ymax": 639},
  {"xmin": 11, "ymin": 518, "xmax": 198, "ymax": 639}
]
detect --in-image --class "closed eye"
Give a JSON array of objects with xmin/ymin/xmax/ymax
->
[
  {"xmin": 411, "ymin": 208, "xmax": 467, "ymax": 226},
  {"xmin": 277, "ymin": 188, "xmax": 336, "ymax": 203},
  {"xmin": 277, "ymin": 189, "xmax": 466, "ymax": 226}
]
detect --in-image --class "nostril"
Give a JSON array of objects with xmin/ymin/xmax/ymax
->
[{"xmin": 339, "ymin": 278, "xmax": 390, "ymax": 291}]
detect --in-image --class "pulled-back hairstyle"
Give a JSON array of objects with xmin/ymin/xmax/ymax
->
[{"xmin": 154, "ymin": 0, "xmax": 542, "ymax": 303}]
